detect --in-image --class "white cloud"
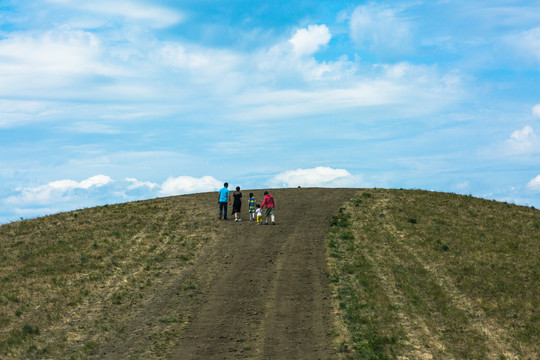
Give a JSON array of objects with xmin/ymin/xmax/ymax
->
[
  {"xmin": 506, "ymin": 27, "xmax": 540, "ymax": 63},
  {"xmin": 505, "ymin": 125, "xmax": 539, "ymax": 154},
  {"xmin": 257, "ymin": 42, "xmax": 354, "ymax": 83},
  {"xmin": 533, "ymin": 104, "xmax": 540, "ymax": 118},
  {"xmin": 269, "ymin": 167, "xmax": 361, "ymax": 188},
  {"xmin": 349, "ymin": 4, "xmax": 413, "ymax": 55},
  {"xmin": 0, "ymin": 3, "xmax": 462, "ymax": 128},
  {"xmin": 511, "ymin": 125, "xmax": 534, "ymax": 142},
  {"xmin": 159, "ymin": 176, "xmax": 222, "ymax": 196},
  {"xmin": 0, "ymin": 29, "xmax": 128, "ymax": 101},
  {"xmin": 73, "ymin": 175, "xmax": 112, "ymax": 189},
  {"xmin": 156, "ymin": 43, "xmax": 244, "ymax": 89},
  {"xmin": 63, "ymin": 122, "xmax": 120, "ymax": 134},
  {"xmin": 111, "ymin": 177, "xmax": 159, "ymax": 200},
  {"xmin": 6, "ymin": 175, "xmax": 113, "ymax": 205},
  {"xmin": 46, "ymin": 0, "xmax": 183, "ymax": 28},
  {"xmin": 0, "ymin": 99, "xmax": 63, "ymax": 127},
  {"xmin": 126, "ymin": 178, "xmax": 159, "ymax": 190},
  {"xmin": 289, "ymin": 24, "xmax": 332, "ymax": 56},
  {"xmin": 231, "ymin": 62, "xmax": 462, "ymax": 121},
  {"xmin": 0, "ymin": 29, "xmax": 103, "ymax": 74},
  {"xmin": 3, "ymin": 174, "xmax": 222, "ymax": 220},
  {"xmin": 159, "ymin": 43, "xmax": 212, "ymax": 70},
  {"xmin": 527, "ymin": 175, "xmax": 540, "ymax": 191},
  {"xmin": 252, "ymin": 24, "xmax": 359, "ymax": 85}
]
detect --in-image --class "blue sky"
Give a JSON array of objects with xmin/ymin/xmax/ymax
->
[{"xmin": 1, "ymin": 0, "xmax": 540, "ymax": 223}]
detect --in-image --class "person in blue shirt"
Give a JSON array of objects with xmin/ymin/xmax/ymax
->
[{"xmin": 218, "ymin": 182, "xmax": 230, "ymax": 220}]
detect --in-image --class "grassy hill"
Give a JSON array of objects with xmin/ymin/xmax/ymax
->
[
  {"xmin": 0, "ymin": 189, "xmax": 538, "ymax": 359},
  {"xmin": 327, "ymin": 189, "xmax": 539, "ymax": 359},
  {"xmin": 0, "ymin": 194, "xmax": 219, "ymax": 359}
]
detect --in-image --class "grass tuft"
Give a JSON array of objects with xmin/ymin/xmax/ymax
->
[{"xmin": 22, "ymin": 324, "xmax": 39, "ymax": 336}]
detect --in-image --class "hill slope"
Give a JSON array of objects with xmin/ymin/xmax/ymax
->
[
  {"xmin": 0, "ymin": 188, "xmax": 538, "ymax": 359},
  {"xmin": 328, "ymin": 189, "xmax": 539, "ymax": 359}
]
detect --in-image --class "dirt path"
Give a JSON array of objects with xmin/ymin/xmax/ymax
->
[{"xmin": 170, "ymin": 188, "xmax": 357, "ymax": 359}]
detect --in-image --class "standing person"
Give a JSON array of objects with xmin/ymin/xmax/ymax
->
[
  {"xmin": 218, "ymin": 182, "xmax": 230, "ymax": 220},
  {"xmin": 260, "ymin": 190, "xmax": 276, "ymax": 225},
  {"xmin": 248, "ymin": 193, "xmax": 256, "ymax": 221},
  {"xmin": 256, "ymin": 204, "xmax": 262, "ymax": 225},
  {"xmin": 232, "ymin": 186, "xmax": 243, "ymax": 222}
]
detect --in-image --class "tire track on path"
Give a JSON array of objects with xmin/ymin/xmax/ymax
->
[{"xmin": 171, "ymin": 188, "xmax": 356, "ymax": 359}]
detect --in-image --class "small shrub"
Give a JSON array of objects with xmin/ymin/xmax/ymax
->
[
  {"xmin": 337, "ymin": 341, "xmax": 350, "ymax": 353},
  {"xmin": 111, "ymin": 293, "xmax": 123, "ymax": 305},
  {"xmin": 340, "ymin": 231, "xmax": 355, "ymax": 241},
  {"xmin": 160, "ymin": 318, "xmax": 178, "ymax": 324},
  {"xmin": 83, "ymin": 341, "xmax": 99, "ymax": 355},
  {"xmin": 330, "ymin": 208, "xmax": 352, "ymax": 228},
  {"xmin": 22, "ymin": 324, "xmax": 40, "ymax": 336},
  {"xmin": 350, "ymin": 198, "xmax": 362, "ymax": 207}
]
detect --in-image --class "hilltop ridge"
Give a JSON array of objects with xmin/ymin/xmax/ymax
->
[{"xmin": 0, "ymin": 188, "xmax": 538, "ymax": 359}]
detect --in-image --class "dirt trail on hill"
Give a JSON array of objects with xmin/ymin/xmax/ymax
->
[
  {"xmin": 170, "ymin": 188, "xmax": 357, "ymax": 359},
  {"xmin": 88, "ymin": 188, "xmax": 357, "ymax": 360}
]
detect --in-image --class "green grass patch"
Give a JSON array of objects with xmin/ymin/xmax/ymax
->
[{"xmin": 328, "ymin": 189, "xmax": 540, "ymax": 359}]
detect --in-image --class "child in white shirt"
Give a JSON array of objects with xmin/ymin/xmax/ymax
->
[{"xmin": 256, "ymin": 204, "xmax": 262, "ymax": 225}]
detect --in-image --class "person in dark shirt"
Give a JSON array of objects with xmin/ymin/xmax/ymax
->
[{"xmin": 231, "ymin": 186, "xmax": 242, "ymax": 222}]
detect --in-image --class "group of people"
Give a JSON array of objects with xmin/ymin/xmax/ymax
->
[{"xmin": 218, "ymin": 182, "xmax": 276, "ymax": 225}]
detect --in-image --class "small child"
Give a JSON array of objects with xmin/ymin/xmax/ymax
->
[
  {"xmin": 248, "ymin": 193, "xmax": 256, "ymax": 221},
  {"xmin": 255, "ymin": 204, "xmax": 262, "ymax": 225}
]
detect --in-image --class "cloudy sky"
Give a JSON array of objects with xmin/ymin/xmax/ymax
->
[{"xmin": 1, "ymin": 0, "xmax": 540, "ymax": 223}]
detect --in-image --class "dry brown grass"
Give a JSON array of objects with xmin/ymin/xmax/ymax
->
[{"xmin": 0, "ymin": 194, "xmax": 218, "ymax": 359}]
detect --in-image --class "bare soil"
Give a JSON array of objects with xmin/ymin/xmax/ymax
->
[{"xmin": 93, "ymin": 188, "xmax": 357, "ymax": 359}]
